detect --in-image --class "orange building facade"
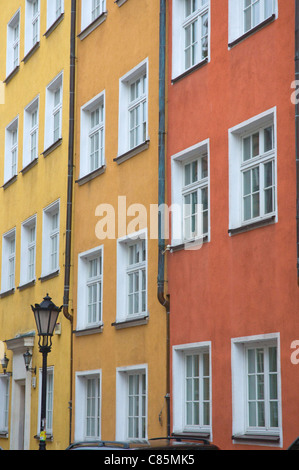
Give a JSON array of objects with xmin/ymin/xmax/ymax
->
[{"xmin": 167, "ymin": 0, "xmax": 299, "ymax": 449}]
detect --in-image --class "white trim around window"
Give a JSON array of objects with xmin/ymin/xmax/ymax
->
[
  {"xmin": 44, "ymin": 72, "xmax": 63, "ymax": 152},
  {"xmin": 116, "ymin": 228, "xmax": 148, "ymax": 324},
  {"xmin": 6, "ymin": 9, "xmax": 20, "ymax": 77},
  {"xmin": 4, "ymin": 116, "xmax": 19, "ymax": 184},
  {"xmin": 228, "ymin": 0, "xmax": 278, "ymax": 46},
  {"xmin": 20, "ymin": 215, "xmax": 37, "ymax": 287},
  {"xmin": 25, "ymin": 0, "xmax": 40, "ymax": 55},
  {"xmin": 80, "ymin": 0, "xmax": 107, "ymax": 38},
  {"xmin": 79, "ymin": 91, "xmax": 105, "ymax": 179},
  {"xmin": 77, "ymin": 245, "xmax": 104, "ymax": 331},
  {"xmin": 171, "ymin": 139, "xmax": 210, "ymax": 247},
  {"xmin": 228, "ymin": 108, "xmax": 277, "ymax": 232},
  {"xmin": 172, "ymin": 342, "xmax": 212, "ymax": 438},
  {"xmin": 46, "ymin": 0, "xmax": 64, "ymax": 31},
  {"xmin": 172, "ymin": 0, "xmax": 210, "ymax": 81},
  {"xmin": 231, "ymin": 333, "xmax": 282, "ymax": 446},
  {"xmin": 118, "ymin": 59, "xmax": 149, "ymax": 158},
  {"xmin": 23, "ymin": 96, "xmax": 39, "ymax": 169},
  {"xmin": 41, "ymin": 200, "xmax": 60, "ymax": 278},
  {"xmin": 116, "ymin": 364, "xmax": 148, "ymax": 442},
  {"xmin": 1, "ymin": 228, "xmax": 16, "ymax": 295},
  {"xmin": 75, "ymin": 369, "xmax": 102, "ymax": 442}
]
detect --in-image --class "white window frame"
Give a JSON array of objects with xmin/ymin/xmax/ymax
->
[
  {"xmin": 171, "ymin": 139, "xmax": 210, "ymax": 246},
  {"xmin": 37, "ymin": 367, "xmax": 54, "ymax": 436},
  {"xmin": 172, "ymin": 0, "xmax": 210, "ymax": 80},
  {"xmin": 81, "ymin": 0, "xmax": 106, "ymax": 32},
  {"xmin": 46, "ymin": 0, "xmax": 64, "ymax": 30},
  {"xmin": 44, "ymin": 72, "xmax": 63, "ymax": 151},
  {"xmin": 172, "ymin": 342, "xmax": 212, "ymax": 437},
  {"xmin": 4, "ymin": 117, "xmax": 19, "ymax": 184},
  {"xmin": 228, "ymin": 0, "xmax": 278, "ymax": 45},
  {"xmin": 25, "ymin": 0, "xmax": 40, "ymax": 55},
  {"xmin": 41, "ymin": 200, "xmax": 60, "ymax": 277},
  {"xmin": 20, "ymin": 215, "xmax": 37, "ymax": 287},
  {"xmin": 74, "ymin": 370, "xmax": 102, "ymax": 442},
  {"xmin": 80, "ymin": 92, "xmax": 105, "ymax": 179},
  {"xmin": 6, "ymin": 10, "xmax": 20, "ymax": 77},
  {"xmin": 0, "ymin": 375, "xmax": 10, "ymax": 434},
  {"xmin": 1, "ymin": 228, "xmax": 16, "ymax": 294},
  {"xmin": 228, "ymin": 108, "xmax": 277, "ymax": 231},
  {"xmin": 116, "ymin": 364, "xmax": 148, "ymax": 442},
  {"xmin": 231, "ymin": 333, "xmax": 282, "ymax": 445},
  {"xmin": 77, "ymin": 246, "xmax": 104, "ymax": 331},
  {"xmin": 23, "ymin": 96, "xmax": 39, "ymax": 169},
  {"xmin": 116, "ymin": 229, "xmax": 148, "ymax": 323},
  {"xmin": 118, "ymin": 59, "xmax": 148, "ymax": 157}
]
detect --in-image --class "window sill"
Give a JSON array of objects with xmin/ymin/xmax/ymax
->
[
  {"xmin": 115, "ymin": 0, "xmax": 128, "ymax": 6},
  {"xmin": 172, "ymin": 431, "xmax": 211, "ymax": 440},
  {"xmin": 17, "ymin": 280, "xmax": 36, "ymax": 291},
  {"xmin": 75, "ymin": 165, "xmax": 106, "ymax": 186},
  {"xmin": 232, "ymin": 433, "xmax": 280, "ymax": 444},
  {"xmin": 78, "ymin": 12, "xmax": 107, "ymax": 40},
  {"xmin": 22, "ymin": 42, "xmax": 40, "ymax": 64},
  {"xmin": 170, "ymin": 235, "xmax": 209, "ymax": 252},
  {"xmin": 0, "ymin": 431, "xmax": 8, "ymax": 438},
  {"xmin": 38, "ymin": 270, "xmax": 59, "ymax": 282},
  {"xmin": 20, "ymin": 157, "xmax": 38, "ymax": 175},
  {"xmin": 4, "ymin": 66, "xmax": 20, "ymax": 85},
  {"xmin": 228, "ymin": 215, "xmax": 276, "ymax": 236},
  {"xmin": 114, "ymin": 140, "xmax": 150, "ymax": 165},
  {"xmin": 0, "ymin": 288, "xmax": 15, "ymax": 299},
  {"xmin": 42, "ymin": 138, "xmax": 62, "ymax": 158},
  {"xmin": 44, "ymin": 13, "xmax": 64, "ymax": 38},
  {"xmin": 171, "ymin": 58, "xmax": 208, "ymax": 85},
  {"xmin": 112, "ymin": 314, "xmax": 149, "ymax": 329},
  {"xmin": 228, "ymin": 14, "xmax": 276, "ymax": 49},
  {"xmin": 1, "ymin": 175, "xmax": 17, "ymax": 190},
  {"xmin": 74, "ymin": 324, "xmax": 104, "ymax": 336}
]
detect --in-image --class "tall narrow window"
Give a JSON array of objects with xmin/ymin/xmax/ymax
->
[
  {"xmin": 127, "ymin": 240, "xmax": 147, "ymax": 316},
  {"xmin": 185, "ymin": 352, "xmax": 210, "ymax": 428},
  {"xmin": 50, "ymin": 211, "xmax": 59, "ymax": 272},
  {"xmin": 44, "ymin": 73, "xmax": 63, "ymax": 151},
  {"xmin": 53, "ymin": 87, "xmax": 62, "ymax": 143},
  {"xmin": 86, "ymin": 376, "xmax": 101, "ymax": 439},
  {"xmin": 129, "ymin": 75, "xmax": 147, "ymax": 150},
  {"xmin": 20, "ymin": 216, "xmax": 36, "ymax": 286},
  {"xmin": 6, "ymin": 10, "xmax": 20, "ymax": 77},
  {"xmin": 1, "ymin": 229, "xmax": 16, "ymax": 294},
  {"xmin": 128, "ymin": 373, "xmax": 147, "ymax": 440},
  {"xmin": 87, "ymin": 256, "xmax": 102, "ymax": 325},
  {"xmin": 25, "ymin": 0, "xmax": 40, "ymax": 54},
  {"xmin": 23, "ymin": 97, "xmax": 39, "ymax": 169},
  {"xmin": 46, "ymin": 0, "xmax": 64, "ymax": 30},
  {"xmin": 89, "ymin": 106, "xmax": 104, "ymax": 172},
  {"xmin": 0, "ymin": 376, "xmax": 10, "ymax": 434},
  {"xmin": 42, "ymin": 200, "xmax": 60, "ymax": 278},
  {"xmin": 4, "ymin": 117, "xmax": 19, "ymax": 184}
]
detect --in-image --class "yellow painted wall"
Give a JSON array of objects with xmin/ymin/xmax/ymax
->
[
  {"xmin": 0, "ymin": 0, "xmax": 73, "ymax": 450},
  {"xmin": 73, "ymin": 0, "xmax": 168, "ymax": 440}
]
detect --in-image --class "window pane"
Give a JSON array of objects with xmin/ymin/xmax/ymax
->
[
  {"xmin": 264, "ymin": 126, "xmax": 273, "ymax": 152},
  {"xmin": 243, "ymin": 137, "xmax": 251, "ymax": 161},
  {"xmin": 252, "ymin": 132, "xmax": 259, "ymax": 157}
]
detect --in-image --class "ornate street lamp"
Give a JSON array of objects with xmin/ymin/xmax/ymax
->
[
  {"xmin": 31, "ymin": 294, "xmax": 62, "ymax": 450},
  {"xmin": 0, "ymin": 353, "xmax": 10, "ymax": 375},
  {"xmin": 23, "ymin": 349, "xmax": 36, "ymax": 374}
]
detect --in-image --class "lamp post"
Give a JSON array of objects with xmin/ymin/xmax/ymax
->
[{"xmin": 31, "ymin": 294, "xmax": 62, "ymax": 450}]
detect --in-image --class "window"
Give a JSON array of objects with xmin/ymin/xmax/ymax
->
[
  {"xmin": 75, "ymin": 370, "xmax": 101, "ymax": 441},
  {"xmin": 4, "ymin": 117, "xmax": 19, "ymax": 184},
  {"xmin": 6, "ymin": 10, "xmax": 20, "ymax": 77},
  {"xmin": 46, "ymin": 0, "xmax": 64, "ymax": 30},
  {"xmin": 116, "ymin": 230, "xmax": 147, "ymax": 323},
  {"xmin": 80, "ymin": 0, "xmax": 106, "ymax": 34},
  {"xmin": 44, "ymin": 73, "xmax": 63, "ymax": 151},
  {"xmin": 1, "ymin": 229, "xmax": 16, "ymax": 294},
  {"xmin": 116, "ymin": 365, "xmax": 147, "ymax": 441},
  {"xmin": 172, "ymin": 0, "xmax": 209, "ymax": 80},
  {"xmin": 228, "ymin": 109, "xmax": 276, "ymax": 232},
  {"xmin": 118, "ymin": 60, "xmax": 148, "ymax": 158},
  {"xmin": 23, "ymin": 96, "xmax": 39, "ymax": 169},
  {"xmin": 171, "ymin": 140, "xmax": 210, "ymax": 247},
  {"xmin": 231, "ymin": 334, "xmax": 281, "ymax": 443},
  {"xmin": 172, "ymin": 343, "xmax": 211, "ymax": 435},
  {"xmin": 77, "ymin": 246, "xmax": 103, "ymax": 331},
  {"xmin": 25, "ymin": 0, "xmax": 40, "ymax": 55},
  {"xmin": 20, "ymin": 215, "xmax": 36, "ymax": 286},
  {"xmin": 38, "ymin": 367, "xmax": 54, "ymax": 436},
  {"xmin": 228, "ymin": 0, "xmax": 277, "ymax": 45},
  {"xmin": 79, "ymin": 92, "xmax": 105, "ymax": 179},
  {"xmin": 0, "ymin": 375, "xmax": 10, "ymax": 434},
  {"xmin": 41, "ymin": 200, "xmax": 60, "ymax": 277}
]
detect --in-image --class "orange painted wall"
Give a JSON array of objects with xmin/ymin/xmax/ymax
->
[{"xmin": 167, "ymin": 0, "xmax": 299, "ymax": 450}]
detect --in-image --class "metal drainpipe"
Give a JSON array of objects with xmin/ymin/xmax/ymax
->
[
  {"xmin": 295, "ymin": 1, "xmax": 299, "ymax": 282},
  {"xmin": 63, "ymin": 0, "xmax": 76, "ymax": 446},
  {"xmin": 157, "ymin": 0, "xmax": 171, "ymax": 438}
]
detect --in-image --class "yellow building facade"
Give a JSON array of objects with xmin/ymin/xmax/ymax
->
[
  {"xmin": 72, "ymin": 0, "xmax": 168, "ymax": 442},
  {"xmin": 0, "ymin": 0, "xmax": 73, "ymax": 450}
]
